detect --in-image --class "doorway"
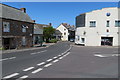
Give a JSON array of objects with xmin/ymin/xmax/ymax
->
[
  {"xmin": 3, "ymin": 38, "xmax": 10, "ymax": 49},
  {"xmin": 101, "ymin": 37, "xmax": 113, "ymax": 46}
]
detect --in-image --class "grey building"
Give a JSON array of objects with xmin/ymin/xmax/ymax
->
[{"xmin": 33, "ymin": 24, "xmax": 43, "ymax": 46}]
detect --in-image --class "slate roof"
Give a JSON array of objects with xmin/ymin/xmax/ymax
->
[
  {"xmin": 0, "ymin": 3, "xmax": 33, "ymax": 23},
  {"xmin": 55, "ymin": 30, "xmax": 62, "ymax": 35},
  {"xmin": 62, "ymin": 23, "xmax": 75, "ymax": 31}
]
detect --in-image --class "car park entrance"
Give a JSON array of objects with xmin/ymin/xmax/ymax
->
[{"xmin": 101, "ymin": 37, "xmax": 113, "ymax": 46}]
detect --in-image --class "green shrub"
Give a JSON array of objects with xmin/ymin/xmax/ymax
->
[
  {"xmin": 0, "ymin": 47, "xmax": 4, "ymax": 50},
  {"xmin": 49, "ymin": 39, "xmax": 58, "ymax": 43}
]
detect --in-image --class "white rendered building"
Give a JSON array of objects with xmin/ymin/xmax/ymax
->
[
  {"xmin": 56, "ymin": 23, "xmax": 75, "ymax": 41},
  {"xmin": 75, "ymin": 7, "xmax": 120, "ymax": 46}
]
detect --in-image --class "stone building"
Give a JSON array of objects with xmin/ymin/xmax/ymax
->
[{"xmin": 0, "ymin": 3, "xmax": 34, "ymax": 49}]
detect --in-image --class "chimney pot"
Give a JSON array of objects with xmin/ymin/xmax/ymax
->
[
  {"xmin": 20, "ymin": 8, "xmax": 26, "ymax": 13},
  {"xmin": 49, "ymin": 23, "xmax": 52, "ymax": 26},
  {"xmin": 32, "ymin": 20, "xmax": 35, "ymax": 23}
]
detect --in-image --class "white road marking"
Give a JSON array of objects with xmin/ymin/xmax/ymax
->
[
  {"xmin": 41, "ymin": 50, "xmax": 47, "ymax": 53},
  {"xmin": 32, "ymin": 68, "xmax": 43, "ymax": 74},
  {"xmin": 53, "ymin": 57, "xmax": 57, "ymax": 59},
  {"xmin": 37, "ymin": 62, "xmax": 45, "ymax": 66},
  {"xmin": 0, "ymin": 57, "xmax": 16, "ymax": 62},
  {"xmin": 47, "ymin": 59, "xmax": 52, "ymax": 62},
  {"xmin": 94, "ymin": 54, "xmax": 107, "ymax": 57},
  {"xmin": 112, "ymin": 54, "xmax": 119, "ymax": 56},
  {"xmin": 20, "ymin": 75, "xmax": 28, "ymax": 79},
  {"xmin": 59, "ymin": 57, "xmax": 63, "ymax": 59},
  {"xmin": 30, "ymin": 53, "xmax": 36, "ymax": 55},
  {"xmin": 53, "ymin": 59, "xmax": 59, "ymax": 63},
  {"xmin": 44, "ymin": 63, "xmax": 52, "ymax": 67},
  {"xmin": 37, "ymin": 52, "xmax": 41, "ymax": 53},
  {"xmin": 58, "ymin": 55, "xmax": 61, "ymax": 57},
  {"xmin": 23, "ymin": 67, "xmax": 34, "ymax": 71},
  {"xmin": 62, "ymin": 52, "xmax": 65, "ymax": 55},
  {"xmin": 3, "ymin": 73, "xmax": 19, "ymax": 79},
  {"xmin": 9, "ymin": 57, "xmax": 16, "ymax": 60}
]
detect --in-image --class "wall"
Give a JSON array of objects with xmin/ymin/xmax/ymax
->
[
  {"xmin": 56, "ymin": 24, "xmax": 68, "ymax": 41},
  {"xmin": 2, "ymin": 18, "xmax": 34, "ymax": 48},
  {"xmin": 76, "ymin": 7, "xmax": 119, "ymax": 46}
]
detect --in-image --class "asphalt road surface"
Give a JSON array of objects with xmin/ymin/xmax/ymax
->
[
  {"xmin": 27, "ymin": 45, "xmax": 118, "ymax": 78},
  {"xmin": 1, "ymin": 42, "xmax": 119, "ymax": 79},
  {"xmin": 2, "ymin": 41, "xmax": 71, "ymax": 79}
]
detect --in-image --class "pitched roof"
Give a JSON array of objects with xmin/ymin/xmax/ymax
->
[
  {"xmin": 61, "ymin": 23, "xmax": 75, "ymax": 31},
  {"xmin": 55, "ymin": 30, "xmax": 62, "ymax": 35},
  {"xmin": 0, "ymin": 3, "xmax": 33, "ymax": 23}
]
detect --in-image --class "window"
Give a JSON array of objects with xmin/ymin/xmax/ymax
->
[
  {"xmin": 90, "ymin": 21, "xmax": 96, "ymax": 27},
  {"xmin": 115, "ymin": 20, "xmax": 120, "ymax": 27},
  {"xmin": 81, "ymin": 38, "xmax": 85, "ymax": 43},
  {"xmin": 106, "ymin": 21, "xmax": 110, "ymax": 27},
  {"xmin": 3, "ymin": 22, "xmax": 10, "ymax": 32},
  {"xmin": 22, "ymin": 25, "xmax": 26, "ymax": 32},
  {"xmin": 64, "ymin": 29, "xmax": 66, "ymax": 31},
  {"xmin": 64, "ymin": 32, "xmax": 66, "ymax": 35},
  {"xmin": 22, "ymin": 37, "xmax": 26, "ymax": 46}
]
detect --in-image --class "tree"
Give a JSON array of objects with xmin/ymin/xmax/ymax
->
[{"xmin": 43, "ymin": 26, "xmax": 55, "ymax": 42}]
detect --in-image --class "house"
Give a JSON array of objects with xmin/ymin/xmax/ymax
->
[
  {"xmin": 0, "ymin": 3, "xmax": 34, "ymax": 49},
  {"xmin": 75, "ymin": 7, "xmax": 119, "ymax": 46},
  {"xmin": 53, "ymin": 30, "xmax": 62, "ymax": 40},
  {"xmin": 33, "ymin": 23, "xmax": 43, "ymax": 46},
  {"xmin": 56, "ymin": 23, "xmax": 75, "ymax": 41}
]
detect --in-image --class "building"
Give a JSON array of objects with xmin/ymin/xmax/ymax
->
[
  {"xmin": 33, "ymin": 23, "xmax": 43, "ymax": 46},
  {"xmin": 0, "ymin": 3, "xmax": 34, "ymax": 49},
  {"xmin": 56, "ymin": 23, "xmax": 75, "ymax": 41},
  {"xmin": 75, "ymin": 7, "xmax": 120, "ymax": 46},
  {"xmin": 53, "ymin": 30, "xmax": 62, "ymax": 40}
]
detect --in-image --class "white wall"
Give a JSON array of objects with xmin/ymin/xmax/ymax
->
[
  {"xmin": 56, "ymin": 24, "xmax": 68, "ymax": 41},
  {"xmin": 75, "ymin": 7, "xmax": 119, "ymax": 46}
]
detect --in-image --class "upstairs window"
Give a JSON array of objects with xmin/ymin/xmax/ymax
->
[
  {"xmin": 3, "ymin": 22, "xmax": 10, "ymax": 32},
  {"xmin": 64, "ymin": 32, "xmax": 66, "ymax": 35},
  {"xmin": 90, "ymin": 21, "xmax": 96, "ymax": 27},
  {"xmin": 106, "ymin": 21, "xmax": 110, "ymax": 27},
  {"xmin": 115, "ymin": 20, "xmax": 120, "ymax": 27},
  {"xmin": 22, "ymin": 25, "xmax": 27, "ymax": 32}
]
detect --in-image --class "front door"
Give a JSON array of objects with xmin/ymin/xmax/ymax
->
[
  {"xmin": 3, "ymin": 38, "xmax": 10, "ymax": 49},
  {"xmin": 101, "ymin": 37, "xmax": 113, "ymax": 46}
]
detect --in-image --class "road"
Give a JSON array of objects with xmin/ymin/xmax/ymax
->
[
  {"xmin": 27, "ymin": 45, "xmax": 118, "ymax": 79},
  {"xmin": 1, "ymin": 42, "xmax": 118, "ymax": 79},
  {"xmin": 2, "ymin": 41, "xmax": 71, "ymax": 79}
]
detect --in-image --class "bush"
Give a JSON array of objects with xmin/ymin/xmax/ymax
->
[
  {"xmin": 49, "ymin": 39, "xmax": 58, "ymax": 43},
  {"xmin": 0, "ymin": 47, "xmax": 4, "ymax": 50}
]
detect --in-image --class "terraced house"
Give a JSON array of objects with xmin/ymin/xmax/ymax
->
[{"xmin": 0, "ymin": 3, "xmax": 34, "ymax": 49}]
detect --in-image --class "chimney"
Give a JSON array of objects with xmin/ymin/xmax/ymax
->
[
  {"xmin": 49, "ymin": 23, "xmax": 52, "ymax": 26},
  {"xmin": 32, "ymin": 20, "xmax": 35, "ymax": 23},
  {"xmin": 20, "ymin": 8, "xmax": 26, "ymax": 13}
]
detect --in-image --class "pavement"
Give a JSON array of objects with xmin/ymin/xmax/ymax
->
[
  {"xmin": 1, "ymin": 42, "xmax": 119, "ymax": 79},
  {"xmin": 1, "ymin": 42, "xmax": 55, "ymax": 54}
]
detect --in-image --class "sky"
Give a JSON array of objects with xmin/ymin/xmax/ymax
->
[{"xmin": 2, "ymin": 2, "xmax": 118, "ymax": 28}]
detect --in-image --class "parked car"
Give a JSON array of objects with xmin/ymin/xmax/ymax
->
[{"xmin": 70, "ymin": 39, "xmax": 75, "ymax": 42}]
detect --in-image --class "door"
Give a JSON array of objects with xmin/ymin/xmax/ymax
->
[
  {"xmin": 3, "ymin": 38, "xmax": 10, "ymax": 49},
  {"xmin": 101, "ymin": 37, "xmax": 113, "ymax": 46}
]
